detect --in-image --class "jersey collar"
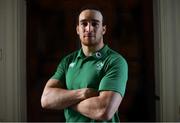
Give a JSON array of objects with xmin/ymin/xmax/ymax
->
[{"xmin": 77, "ymin": 45, "xmax": 109, "ymax": 59}]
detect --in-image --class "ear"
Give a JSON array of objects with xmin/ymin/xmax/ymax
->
[
  {"xmin": 102, "ymin": 25, "xmax": 106, "ymax": 35},
  {"xmin": 76, "ymin": 25, "xmax": 79, "ymax": 35}
]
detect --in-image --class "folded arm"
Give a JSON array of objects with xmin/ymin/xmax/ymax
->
[
  {"xmin": 41, "ymin": 79, "xmax": 98, "ymax": 110},
  {"xmin": 71, "ymin": 91, "xmax": 122, "ymax": 121},
  {"xmin": 41, "ymin": 79, "xmax": 122, "ymax": 121}
]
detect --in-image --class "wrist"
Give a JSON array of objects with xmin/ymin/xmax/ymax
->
[{"xmin": 74, "ymin": 89, "xmax": 87, "ymax": 101}]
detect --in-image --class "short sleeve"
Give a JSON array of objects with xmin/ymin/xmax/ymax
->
[
  {"xmin": 99, "ymin": 56, "xmax": 128, "ymax": 97},
  {"xmin": 51, "ymin": 58, "xmax": 67, "ymax": 86}
]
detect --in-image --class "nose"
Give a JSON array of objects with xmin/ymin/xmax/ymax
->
[{"xmin": 85, "ymin": 23, "xmax": 93, "ymax": 32}]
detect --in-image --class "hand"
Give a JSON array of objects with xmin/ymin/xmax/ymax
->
[
  {"xmin": 71, "ymin": 88, "xmax": 99, "ymax": 111},
  {"xmin": 81, "ymin": 88, "xmax": 99, "ymax": 99}
]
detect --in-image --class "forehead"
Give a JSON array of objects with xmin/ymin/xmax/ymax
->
[{"xmin": 78, "ymin": 9, "xmax": 103, "ymax": 22}]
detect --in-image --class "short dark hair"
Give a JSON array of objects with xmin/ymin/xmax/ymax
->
[{"xmin": 76, "ymin": 4, "xmax": 106, "ymax": 26}]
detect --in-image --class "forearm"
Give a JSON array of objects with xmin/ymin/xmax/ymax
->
[
  {"xmin": 72, "ymin": 96, "xmax": 108, "ymax": 120},
  {"xmin": 41, "ymin": 87, "xmax": 85, "ymax": 110},
  {"xmin": 71, "ymin": 91, "xmax": 121, "ymax": 121}
]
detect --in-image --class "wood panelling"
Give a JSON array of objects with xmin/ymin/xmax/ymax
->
[{"xmin": 27, "ymin": 0, "xmax": 155, "ymax": 121}]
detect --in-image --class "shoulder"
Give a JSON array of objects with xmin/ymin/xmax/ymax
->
[
  {"xmin": 105, "ymin": 47, "xmax": 128, "ymax": 66},
  {"xmin": 56, "ymin": 50, "xmax": 79, "ymax": 68},
  {"xmin": 61, "ymin": 50, "xmax": 79, "ymax": 62}
]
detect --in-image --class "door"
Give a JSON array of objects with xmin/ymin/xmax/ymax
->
[{"xmin": 26, "ymin": 0, "xmax": 155, "ymax": 121}]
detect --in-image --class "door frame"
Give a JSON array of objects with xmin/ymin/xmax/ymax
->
[
  {"xmin": 153, "ymin": 0, "xmax": 180, "ymax": 121},
  {"xmin": 0, "ymin": 0, "xmax": 26, "ymax": 121}
]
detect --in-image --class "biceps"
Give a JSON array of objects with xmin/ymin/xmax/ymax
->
[
  {"xmin": 45, "ymin": 79, "xmax": 64, "ymax": 88},
  {"xmin": 100, "ymin": 91, "xmax": 122, "ymax": 113}
]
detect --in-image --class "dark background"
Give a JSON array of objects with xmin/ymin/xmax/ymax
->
[{"xmin": 26, "ymin": 0, "xmax": 155, "ymax": 122}]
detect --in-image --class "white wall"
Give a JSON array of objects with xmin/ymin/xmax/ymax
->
[
  {"xmin": 0, "ymin": 0, "xmax": 26, "ymax": 121},
  {"xmin": 153, "ymin": 0, "xmax": 180, "ymax": 121}
]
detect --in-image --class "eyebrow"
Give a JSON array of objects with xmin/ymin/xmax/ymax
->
[{"xmin": 79, "ymin": 19, "xmax": 100, "ymax": 23}]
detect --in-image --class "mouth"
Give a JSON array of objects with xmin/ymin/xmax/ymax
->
[{"xmin": 84, "ymin": 35, "xmax": 94, "ymax": 38}]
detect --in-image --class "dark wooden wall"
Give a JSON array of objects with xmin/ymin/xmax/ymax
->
[{"xmin": 26, "ymin": 0, "xmax": 155, "ymax": 121}]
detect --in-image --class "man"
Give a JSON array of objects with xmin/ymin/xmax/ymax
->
[{"xmin": 41, "ymin": 6, "xmax": 128, "ymax": 122}]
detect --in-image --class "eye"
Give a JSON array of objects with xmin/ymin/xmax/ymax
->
[
  {"xmin": 92, "ymin": 22, "xmax": 99, "ymax": 27},
  {"xmin": 81, "ymin": 22, "xmax": 88, "ymax": 27}
]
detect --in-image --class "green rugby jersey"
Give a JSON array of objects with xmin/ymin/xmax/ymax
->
[{"xmin": 51, "ymin": 45, "xmax": 128, "ymax": 122}]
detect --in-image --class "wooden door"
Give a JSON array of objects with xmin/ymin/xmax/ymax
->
[{"xmin": 27, "ymin": 0, "xmax": 155, "ymax": 121}]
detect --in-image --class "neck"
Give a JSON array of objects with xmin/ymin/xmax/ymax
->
[{"xmin": 82, "ymin": 42, "xmax": 104, "ymax": 57}]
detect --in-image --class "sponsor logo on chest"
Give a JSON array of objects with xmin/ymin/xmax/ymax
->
[{"xmin": 96, "ymin": 62, "xmax": 104, "ymax": 70}]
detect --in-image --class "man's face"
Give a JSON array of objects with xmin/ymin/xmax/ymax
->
[{"xmin": 76, "ymin": 9, "xmax": 106, "ymax": 47}]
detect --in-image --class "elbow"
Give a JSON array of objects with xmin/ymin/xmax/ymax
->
[
  {"xmin": 97, "ymin": 109, "xmax": 114, "ymax": 121},
  {"xmin": 100, "ymin": 113, "xmax": 113, "ymax": 121},
  {"xmin": 41, "ymin": 96, "xmax": 50, "ymax": 109},
  {"xmin": 41, "ymin": 95, "xmax": 60, "ymax": 110}
]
